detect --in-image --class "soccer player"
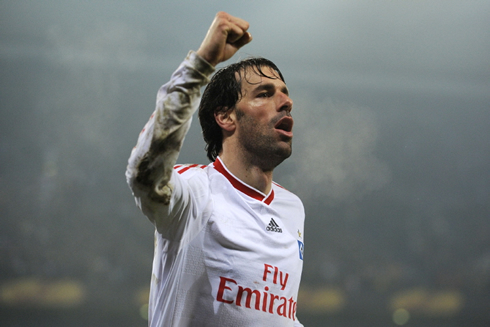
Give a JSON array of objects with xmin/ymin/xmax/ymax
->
[{"xmin": 126, "ymin": 11, "xmax": 305, "ymax": 327}]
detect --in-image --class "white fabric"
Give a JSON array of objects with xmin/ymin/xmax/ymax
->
[{"xmin": 126, "ymin": 51, "xmax": 305, "ymax": 327}]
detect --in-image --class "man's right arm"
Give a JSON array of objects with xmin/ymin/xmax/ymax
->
[
  {"xmin": 126, "ymin": 51, "xmax": 214, "ymax": 225},
  {"xmin": 126, "ymin": 12, "xmax": 252, "ymax": 229}
]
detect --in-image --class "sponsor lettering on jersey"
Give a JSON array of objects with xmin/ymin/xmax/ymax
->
[{"xmin": 216, "ymin": 264, "xmax": 297, "ymax": 321}]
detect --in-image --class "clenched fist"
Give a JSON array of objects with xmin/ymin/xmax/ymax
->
[{"xmin": 196, "ymin": 12, "xmax": 253, "ymax": 67}]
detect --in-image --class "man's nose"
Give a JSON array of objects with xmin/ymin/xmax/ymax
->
[{"xmin": 278, "ymin": 93, "xmax": 293, "ymax": 113}]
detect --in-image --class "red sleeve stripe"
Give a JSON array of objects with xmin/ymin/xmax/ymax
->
[{"xmin": 174, "ymin": 164, "xmax": 207, "ymax": 174}]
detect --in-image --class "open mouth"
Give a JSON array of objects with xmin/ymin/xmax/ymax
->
[{"xmin": 274, "ymin": 116, "xmax": 294, "ymax": 136}]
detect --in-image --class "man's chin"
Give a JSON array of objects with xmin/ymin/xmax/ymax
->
[{"xmin": 275, "ymin": 143, "xmax": 293, "ymax": 162}]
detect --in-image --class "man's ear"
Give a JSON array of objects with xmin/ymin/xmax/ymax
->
[{"xmin": 214, "ymin": 108, "xmax": 236, "ymax": 133}]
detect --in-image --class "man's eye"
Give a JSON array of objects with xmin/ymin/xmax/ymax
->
[{"xmin": 258, "ymin": 92, "xmax": 270, "ymax": 98}]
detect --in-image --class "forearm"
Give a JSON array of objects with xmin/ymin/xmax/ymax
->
[{"xmin": 126, "ymin": 51, "xmax": 214, "ymax": 206}]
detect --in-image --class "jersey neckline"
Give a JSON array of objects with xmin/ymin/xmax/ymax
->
[{"xmin": 213, "ymin": 157, "xmax": 275, "ymax": 205}]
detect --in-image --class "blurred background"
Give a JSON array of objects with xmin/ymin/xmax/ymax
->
[{"xmin": 1, "ymin": 1, "xmax": 489, "ymax": 326}]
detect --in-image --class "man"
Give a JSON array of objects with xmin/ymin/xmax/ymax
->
[{"xmin": 126, "ymin": 12, "xmax": 305, "ymax": 327}]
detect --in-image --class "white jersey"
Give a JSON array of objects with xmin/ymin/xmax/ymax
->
[{"xmin": 126, "ymin": 51, "xmax": 305, "ymax": 327}]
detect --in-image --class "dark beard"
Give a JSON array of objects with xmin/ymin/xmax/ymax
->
[{"xmin": 236, "ymin": 111, "xmax": 292, "ymax": 171}]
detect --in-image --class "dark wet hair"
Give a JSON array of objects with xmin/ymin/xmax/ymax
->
[{"xmin": 198, "ymin": 57, "xmax": 285, "ymax": 161}]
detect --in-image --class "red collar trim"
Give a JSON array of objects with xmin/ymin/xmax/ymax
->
[{"xmin": 213, "ymin": 157, "xmax": 274, "ymax": 205}]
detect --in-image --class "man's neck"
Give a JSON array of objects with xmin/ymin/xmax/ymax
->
[{"xmin": 218, "ymin": 153, "xmax": 274, "ymax": 195}]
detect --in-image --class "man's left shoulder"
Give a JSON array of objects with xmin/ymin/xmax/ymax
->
[
  {"xmin": 272, "ymin": 182, "xmax": 303, "ymax": 203},
  {"xmin": 272, "ymin": 181, "xmax": 296, "ymax": 195}
]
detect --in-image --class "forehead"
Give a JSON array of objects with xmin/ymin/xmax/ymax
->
[{"xmin": 237, "ymin": 66, "xmax": 284, "ymax": 90}]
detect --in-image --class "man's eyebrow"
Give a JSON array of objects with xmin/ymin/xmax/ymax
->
[{"xmin": 253, "ymin": 83, "xmax": 289, "ymax": 96}]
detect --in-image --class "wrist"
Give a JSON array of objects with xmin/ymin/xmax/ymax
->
[
  {"xmin": 195, "ymin": 49, "xmax": 218, "ymax": 67},
  {"xmin": 188, "ymin": 51, "xmax": 215, "ymax": 77}
]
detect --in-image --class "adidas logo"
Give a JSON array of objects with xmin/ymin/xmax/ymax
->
[{"xmin": 266, "ymin": 218, "xmax": 282, "ymax": 233}]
